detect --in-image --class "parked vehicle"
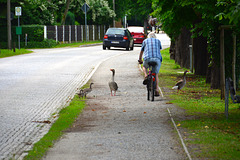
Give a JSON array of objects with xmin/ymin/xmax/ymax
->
[
  {"xmin": 127, "ymin": 26, "xmax": 146, "ymax": 44},
  {"xmin": 103, "ymin": 28, "xmax": 134, "ymax": 50}
]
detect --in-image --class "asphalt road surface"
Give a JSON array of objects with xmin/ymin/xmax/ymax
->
[
  {"xmin": 0, "ymin": 45, "xmax": 128, "ymax": 159},
  {"xmin": 0, "ymin": 33, "xmax": 171, "ymax": 159}
]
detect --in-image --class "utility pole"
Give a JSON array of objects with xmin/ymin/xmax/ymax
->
[{"xmin": 7, "ymin": 0, "xmax": 12, "ymax": 50}]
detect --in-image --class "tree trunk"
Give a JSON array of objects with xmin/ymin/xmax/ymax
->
[
  {"xmin": 61, "ymin": 0, "xmax": 71, "ymax": 25},
  {"xmin": 174, "ymin": 27, "xmax": 191, "ymax": 68},
  {"xmin": 206, "ymin": 64, "xmax": 211, "ymax": 84},
  {"xmin": 211, "ymin": 60, "xmax": 220, "ymax": 89},
  {"xmin": 193, "ymin": 35, "xmax": 208, "ymax": 75},
  {"xmin": 170, "ymin": 40, "xmax": 175, "ymax": 60},
  {"xmin": 144, "ymin": 19, "xmax": 148, "ymax": 34}
]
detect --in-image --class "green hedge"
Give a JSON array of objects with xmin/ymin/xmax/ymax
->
[
  {"xmin": 0, "ymin": 25, "xmax": 44, "ymax": 42},
  {"xmin": 23, "ymin": 39, "xmax": 59, "ymax": 48},
  {"xmin": 0, "ymin": 25, "xmax": 60, "ymax": 49},
  {"xmin": 0, "ymin": 39, "xmax": 58, "ymax": 49}
]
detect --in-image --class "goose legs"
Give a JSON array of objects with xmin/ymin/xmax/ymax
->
[{"xmin": 110, "ymin": 90, "xmax": 116, "ymax": 96}]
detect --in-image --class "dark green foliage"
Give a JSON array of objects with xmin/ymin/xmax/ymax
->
[
  {"xmin": 0, "ymin": 25, "xmax": 44, "ymax": 42},
  {"xmin": 65, "ymin": 12, "xmax": 75, "ymax": 25},
  {"xmin": 22, "ymin": 39, "xmax": 59, "ymax": 48},
  {"xmin": 152, "ymin": 0, "xmax": 240, "ymax": 89},
  {"xmin": 0, "ymin": 25, "xmax": 46, "ymax": 49}
]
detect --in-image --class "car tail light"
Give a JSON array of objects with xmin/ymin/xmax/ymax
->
[
  {"xmin": 140, "ymin": 34, "xmax": 145, "ymax": 38},
  {"xmin": 104, "ymin": 35, "xmax": 108, "ymax": 39},
  {"xmin": 123, "ymin": 36, "xmax": 128, "ymax": 40},
  {"xmin": 153, "ymin": 77, "xmax": 156, "ymax": 81}
]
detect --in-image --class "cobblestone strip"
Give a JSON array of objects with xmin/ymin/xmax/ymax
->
[{"xmin": 1, "ymin": 67, "xmax": 94, "ymax": 160}]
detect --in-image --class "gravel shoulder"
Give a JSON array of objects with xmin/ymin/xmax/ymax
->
[{"xmin": 43, "ymin": 49, "xmax": 188, "ymax": 160}]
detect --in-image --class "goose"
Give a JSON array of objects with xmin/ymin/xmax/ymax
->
[
  {"xmin": 83, "ymin": 83, "xmax": 94, "ymax": 97},
  {"xmin": 172, "ymin": 70, "xmax": 189, "ymax": 93},
  {"xmin": 108, "ymin": 69, "xmax": 118, "ymax": 96},
  {"xmin": 77, "ymin": 89, "xmax": 84, "ymax": 99}
]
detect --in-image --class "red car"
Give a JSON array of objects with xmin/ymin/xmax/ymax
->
[{"xmin": 127, "ymin": 26, "xmax": 146, "ymax": 44}]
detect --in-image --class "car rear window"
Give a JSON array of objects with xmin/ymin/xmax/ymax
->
[{"xmin": 106, "ymin": 29, "xmax": 125, "ymax": 35}]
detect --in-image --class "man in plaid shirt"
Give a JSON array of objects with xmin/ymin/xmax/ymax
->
[{"xmin": 138, "ymin": 32, "xmax": 162, "ymax": 96}]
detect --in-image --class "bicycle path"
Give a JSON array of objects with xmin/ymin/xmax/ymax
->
[{"xmin": 43, "ymin": 48, "xmax": 187, "ymax": 160}]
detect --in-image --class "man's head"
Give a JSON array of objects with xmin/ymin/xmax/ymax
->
[{"xmin": 148, "ymin": 32, "xmax": 156, "ymax": 38}]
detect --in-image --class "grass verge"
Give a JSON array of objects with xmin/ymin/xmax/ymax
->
[
  {"xmin": 0, "ymin": 49, "xmax": 33, "ymax": 58},
  {"xmin": 22, "ymin": 81, "xmax": 91, "ymax": 160},
  {"xmin": 1, "ymin": 40, "xmax": 102, "ymax": 58},
  {"xmin": 160, "ymin": 48, "xmax": 240, "ymax": 159},
  {"xmin": 53, "ymin": 40, "xmax": 102, "ymax": 48}
]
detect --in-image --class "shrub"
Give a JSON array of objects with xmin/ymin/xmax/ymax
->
[
  {"xmin": 0, "ymin": 25, "xmax": 44, "ymax": 42},
  {"xmin": 23, "ymin": 39, "xmax": 59, "ymax": 48}
]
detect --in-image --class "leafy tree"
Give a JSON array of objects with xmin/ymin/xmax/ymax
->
[
  {"xmin": 68, "ymin": 0, "xmax": 115, "ymax": 25},
  {"xmin": 20, "ymin": 0, "xmax": 58, "ymax": 25},
  {"xmin": 152, "ymin": 0, "xmax": 240, "ymax": 89},
  {"xmin": 61, "ymin": 0, "xmax": 71, "ymax": 25},
  {"xmin": 65, "ymin": 11, "xmax": 75, "ymax": 25}
]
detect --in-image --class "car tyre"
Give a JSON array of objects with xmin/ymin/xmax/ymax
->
[
  {"xmin": 126, "ymin": 44, "xmax": 130, "ymax": 51},
  {"xmin": 107, "ymin": 47, "xmax": 111, "ymax": 50},
  {"xmin": 130, "ymin": 44, "xmax": 134, "ymax": 50},
  {"xmin": 103, "ymin": 45, "xmax": 106, "ymax": 50}
]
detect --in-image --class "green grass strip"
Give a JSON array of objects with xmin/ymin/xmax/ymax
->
[
  {"xmin": 0, "ymin": 49, "xmax": 32, "ymax": 58},
  {"xmin": 160, "ymin": 48, "xmax": 240, "ymax": 159},
  {"xmin": 1, "ymin": 40, "xmax": 102, "ymax": 58},
  {"xmin": 54, "ymin": 40, "xmax": 102, "ymax": 48},
  {"xmin": 23, "ymin": 96, "xmax": 85, "ymax": 160}
]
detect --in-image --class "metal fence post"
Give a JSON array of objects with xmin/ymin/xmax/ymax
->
[
  {"xmin": 55, "ymin": 25, "xmax": 58, "ymax": 42},
  {"xmin": 69, "ymin": 25, "xmax": 71, "ymax": 43},
  {"xmin": 87, "ymin": 25, "xmax": 89, "ymax": 41},
  {"xmin": 44, "ymin": 26, "xmax": 47, "ymax": 39},
  {"xmin": 189, "ymin": 45, "xmax": 193, "ymax": 73},
  {"xmin": 98, "ymin": 25, "xmax": 100, "ymax": 40},
  {"xmin": 63, "ymin": 25, "xmax": 65, "ymax": 43},
  {"xmin": 81, "ymin": 25, "xmax": 83, "ymax": 41},
  {"xmin": 75, "ymin": 25, "xmax": 77, "ymax": 42},
  {"xmin": 225, "ymin": 78, "xmax": 229, "ymax": 119},
  {"xmin": 93, "ymin": 25, "xmax": 95, "ymax": 41}
]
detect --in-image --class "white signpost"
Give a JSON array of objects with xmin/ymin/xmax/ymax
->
[{"xmin": 15, "ymin": 7, "xmax": 22, "ymax": 49}]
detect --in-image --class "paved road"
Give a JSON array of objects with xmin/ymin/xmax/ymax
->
[
  {"xmin": 0, "ymin": 46, "xmax": 127, "ymax": 159},
  {"xmin": 0, "ymin": 33, "xmax": 171, "ymax": 160},
  {"xmin": 43, "ymin": 36, "xmax": 186, "ymax": 159}
]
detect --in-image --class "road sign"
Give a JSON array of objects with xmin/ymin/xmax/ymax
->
[
  {"xmin": 16, "ymin": 27, "xmax": 22, "ymax": 35},
  {"xmin": 81, "ymin": 3, "xmax": 90, "ymax": 13},
  {"xmin": 15, "ymin": 7, "xmax": 22, "ymax": 16}
]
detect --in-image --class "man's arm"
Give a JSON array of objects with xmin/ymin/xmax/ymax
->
[{"xmin": 138, "ymin": 50, "xmax": 144, "ymax": 64}]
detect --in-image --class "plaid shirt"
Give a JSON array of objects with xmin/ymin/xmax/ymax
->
[{"xmin": 141, "ymin": 38, "xmax": 162, "ymax": 62}]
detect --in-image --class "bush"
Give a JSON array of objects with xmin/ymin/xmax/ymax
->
[
  {"xmin": 23, "ymin": 39, "xmax": 59, "ymax": 48},
  {"xmin": 0, "ymin": 25, "xmax": 44, "ymax": 42},
  {"xmin": 0, "ymin": 39, "xmax": 58, "ymax": 49}
]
